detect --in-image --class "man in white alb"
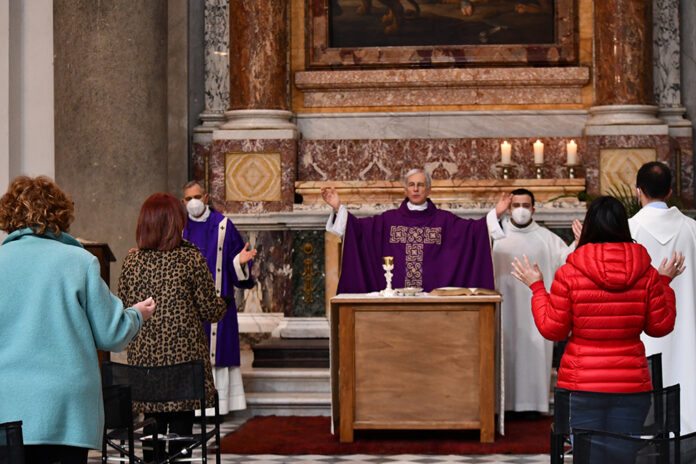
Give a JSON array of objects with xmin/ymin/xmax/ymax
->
[
  {"xmin": 630, "ymin": 161, "xmax": 696, "ymax": 433},
  {"xmin": 487, "ymin": 188, "xmax": 574, "ymax": 414}
]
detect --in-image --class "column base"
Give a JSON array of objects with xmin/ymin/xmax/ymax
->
[
  {"xmin": 658, "ymin": 106, "xmax": 693, "ymax": 137},
  {"xmin": 222, "ymin": 109, "xmax": 296, "ymax": 129},
  {"xmin": 585, "ymin": 105, "xmax": 668, "ymax": 135}
]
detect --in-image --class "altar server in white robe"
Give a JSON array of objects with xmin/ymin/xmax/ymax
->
[
  {"xmin": 487, "ymin": 188, "xmax": 574, "ymax": 413},
  {"xmin": 630, "ymin": 161, "xmax": 696, "ymax": 433}
]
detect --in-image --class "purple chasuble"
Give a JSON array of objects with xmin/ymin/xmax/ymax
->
[
  {"xmin": 183, "ymin": 208, "xmax": 254, "ymax": 367},
  {"xmin": 337, "ymin": 199, "xmax": 494, "ymax": 293}
]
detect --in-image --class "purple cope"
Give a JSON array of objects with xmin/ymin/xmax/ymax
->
[{"xmin": 337, "ymin": 199, "xmax": 494, "ymax": 294}]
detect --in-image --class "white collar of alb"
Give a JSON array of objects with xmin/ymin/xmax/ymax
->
[
  {"xmin": 407, "ymin": 201, "xmax": 428, "ymax": 211},
  {"xmin": 188, "ymin": 205, "xmax": 211, "ymax": 222}
]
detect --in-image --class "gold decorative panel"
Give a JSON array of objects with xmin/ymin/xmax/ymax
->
[
  {"xmin": 599, "ymin": 148, "xmax": 656, "ymax": 194},
  {"xmin": 225, "ymin": 152, "xmax": 282, "ymax": 201}
]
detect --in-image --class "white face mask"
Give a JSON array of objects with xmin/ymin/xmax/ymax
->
[
  {"xmin": 186, "ymin": 198, "xmax": 206, "ymax": 218},
  {"xmin": 511, "ymin": 207, "xmax": 532, "ymax": 226}
]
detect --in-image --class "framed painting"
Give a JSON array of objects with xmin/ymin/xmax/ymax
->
[{"xmin": 307, "ymin": 0, "xmax": 577, "ymax": 68}]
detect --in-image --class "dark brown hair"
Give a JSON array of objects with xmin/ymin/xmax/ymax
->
[
  {"xmin": 0, "ymin": 176, "xmax": 74, "ymax": 235},
  {"xmin": 577, "ymin": 196, "xmax": 633, "ymax": 248},
  {"xmin": 136, "ymin": 193, "xmax": 186, "ymax": 251}
]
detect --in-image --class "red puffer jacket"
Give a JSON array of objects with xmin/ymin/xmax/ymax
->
[{"xmin": 530, "ymin": 241, "xmax": 676, "ymax": 393}]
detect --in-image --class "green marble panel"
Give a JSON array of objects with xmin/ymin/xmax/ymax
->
[{"xmin": 291, "ymin": 230, "xmax": 326, "ymax": 317}]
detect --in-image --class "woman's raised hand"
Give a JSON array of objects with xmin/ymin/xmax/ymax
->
[
  {"xmin": 511, "ymin": 255, "xmax": 544, "ymax": 287},
  {"xmin": 657, "ymin": 251, "xmax": 686, "ymax": 280}
]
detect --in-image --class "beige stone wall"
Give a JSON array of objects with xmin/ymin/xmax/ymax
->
[{"xmin": 53, "ymin": 0, "xmax": 169, "ymax": 287}]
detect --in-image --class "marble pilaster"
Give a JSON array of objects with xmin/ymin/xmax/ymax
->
[
  {"xmin": 204, "ymin": 0, "xmax": 229, "ymax": 114},
  {"xmin": 653, "ymin": 0, "xmax": 692, "ymax": 136}
]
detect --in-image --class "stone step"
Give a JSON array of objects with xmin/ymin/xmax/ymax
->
[
  {"xmin": 251, "ymin": 338, "xmax": 329, "ymax": 368},
  {"xmin": 242, "ymin": 367, "xmax": 330, "ymax": 393},
  {"xmin": 245, "ymin": 392, "xmax": 331, "ymax": 417}
]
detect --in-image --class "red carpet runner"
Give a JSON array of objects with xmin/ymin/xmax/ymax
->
[{"xmin": 220, "ymin": 415, "xmax": 552, "ymax": 454}]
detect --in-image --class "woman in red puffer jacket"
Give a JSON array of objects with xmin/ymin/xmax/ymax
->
[
  {"xmin": 511, "ymin": 196, "xmax": 683, "ymax": 460},
  {"xmin": 512, "ymin": 196, "xmax": 682, "ymax": 393}
]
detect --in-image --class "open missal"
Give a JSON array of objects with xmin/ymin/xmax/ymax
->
[{"xmin": 429, "ymin": 287, "xmax": 499, "ymax": 296}]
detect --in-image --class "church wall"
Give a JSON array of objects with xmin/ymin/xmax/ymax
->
[{"xmin": 53, "ymin": 0, "xmax": 169, "ymax": 282}]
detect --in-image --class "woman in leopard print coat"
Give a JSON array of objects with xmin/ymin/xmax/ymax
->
[{"xmin": 118, "ymin": 192, "xmax": 226, "ymax": 455}]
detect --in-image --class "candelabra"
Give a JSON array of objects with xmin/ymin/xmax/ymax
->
[{"xmin": 495, "ymin": 163, "xmax": 515, "ymax": 179}]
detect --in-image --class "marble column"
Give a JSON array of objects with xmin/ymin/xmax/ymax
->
[
  {"xmin": 221, "ymin": 0, "xmax": 295, "ymax": 130},
  {"xmin": 587, "ymin": 0, "xmax": 664, "ymax": 131}
]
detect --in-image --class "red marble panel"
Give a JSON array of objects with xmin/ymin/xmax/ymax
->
[
  {"xmin": 191, "ymin": 142, "xmax": 208, "ymax": 184},
  {"xmin": 298, "ymin": 137, "xmax": 586, "ymax": 183},
  {"xmin": 210, "ymin": 138, "xmax": 297, "ymax": 213}
]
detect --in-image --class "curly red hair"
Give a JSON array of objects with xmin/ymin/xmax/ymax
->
[
  {"xmin": 0, "ymin": 176, "xmax": 75, "ymax": 235},
  {"xmin": 136, "ymin": 193, "xmax": 186, "ymax": 251}
]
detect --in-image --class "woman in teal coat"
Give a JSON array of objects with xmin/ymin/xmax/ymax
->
[{"xmin": 0, "ymin": 176, "xmax": 156, "ymax": 464}]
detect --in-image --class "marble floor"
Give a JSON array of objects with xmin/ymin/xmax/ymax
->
[{"xmin": 92, "ymin": 415, "xmax": 562, "ymax": 464}]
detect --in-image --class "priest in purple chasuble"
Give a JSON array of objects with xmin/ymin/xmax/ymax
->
[
  {"xmin": 324, "ymin": 169, "xmax": 504, "ymax": 293},
  {"xmin": 182, "ymin": 181, "xmax": 257, "ymax": 414}
]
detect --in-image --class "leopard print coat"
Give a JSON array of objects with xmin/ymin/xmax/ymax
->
[{"xmin": 118, "ymin": 240, "xmax": 226, "ymax": 413}]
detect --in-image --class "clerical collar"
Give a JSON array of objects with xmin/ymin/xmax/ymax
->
[
  {"xmin": 646, "ymin": 201, "xmax": 668, "ymax": 210},
  {"xmin": 407, "ymin": 201, "xmax": 428, "ymax": 211},
  {"xmin": 188, "ymin": 205, "xmax": 211, "ymax": 222}
]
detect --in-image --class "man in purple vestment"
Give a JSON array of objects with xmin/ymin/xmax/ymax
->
[
  {"xmin": 323, "ymin": 169, "xmax": 504, "ymax": 293},
  {"xmin": 182, "ymin": 181, "xmax": 257, "ymax": 414}
]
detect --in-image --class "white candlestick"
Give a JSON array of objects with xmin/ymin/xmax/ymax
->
[
  {"xmin": 566, "ymin": 140, "xmax": 578, "ymax": 165},
  {"xmin": 500, "ymin": 141, "xmax": 511, "ymax": 165},
  {"xmin": 533, "ymin": 140, "xmax": 544, "ymax": 164}
]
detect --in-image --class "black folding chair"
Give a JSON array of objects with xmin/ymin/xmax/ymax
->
[
  {"xmin": 573, "ymin": 428, "xmax": 696, "ymax": 464},
  {"xmin": 0, "ymin": 421, "xmax": 24, "ymax": 464},
  {"xmin": 551, "ymin": 383, "xmax": 680, "ymax": 463},
  {"xmin": 551, "ymin": 352, "xmax": 667, "ymax": 463},
  {"xmin": 102, "ymin": 360, "xmax": 221, "ymax": 464},
  {"xmin": 102, "ymin": 384, "xmax": 157, "ymax": 463}
]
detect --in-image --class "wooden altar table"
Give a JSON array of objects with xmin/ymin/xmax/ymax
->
[{"xmin": 330, "ymin": 293, "xmax": 502, "ymax": 443}]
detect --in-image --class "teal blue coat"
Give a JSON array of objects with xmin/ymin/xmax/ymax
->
[{"xmin": 0, "ymin": 228, "xmax": 142, "ymax": 449}]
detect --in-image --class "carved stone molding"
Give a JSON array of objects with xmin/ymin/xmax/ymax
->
[
  {"xmin": 295, "ymin": 179, "xmax": 585, "ymax": 205},
  {"xmin": 295, "ymin": 67, "xmax": 590, "ymax": 107}
]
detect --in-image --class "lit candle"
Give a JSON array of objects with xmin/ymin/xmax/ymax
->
[
  {"xmin": 566, "ymin": 140, "xmax": 578, "ymax": 165},
  {"xmin": 500, "ymin": 141, "xmax": 511, "ymax": 165},
  {"xmin": 533, "ymin": 140, "xmax": 544, "ymax": 164}
]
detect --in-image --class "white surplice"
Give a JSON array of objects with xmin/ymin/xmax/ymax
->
[
  {"xmin": 487, "ymin": 210, "xmax": 572, "ymax": 413},
  {"xmin": 630, "ymin": 205, "xmax": 696, "ymax": 433}
]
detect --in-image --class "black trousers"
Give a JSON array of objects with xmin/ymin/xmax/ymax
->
[
  {"xmin": 143, "ymin": 410, "xmax": 195, "ymax": 461},
  {"xmin": 23, "ymin": 445, "xmax": 88, "ymax": 464}
]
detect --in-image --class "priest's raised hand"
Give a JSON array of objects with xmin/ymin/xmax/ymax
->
[
  {"xmin": 321, "ymin": 186, "xmax": 340, "ymax": 212},
  {"xmin": 239, "ymin": 242, "xmax": 258, "ymax": 265}
]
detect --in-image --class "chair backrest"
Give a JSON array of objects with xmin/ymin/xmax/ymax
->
[
  {"xmin": 647, "ymin": 352, "xmax": 663, "ymax": 390},
  {"xmin": 553, "ymin": 384, "xmax": 680, "ymax": 437},
  {"xmin": 0, "ymin": 421, "xmax": 25, "ymax": 464},
  {"xmin": 101, "ymin": 360, "xmax": 207, "ymax": 407},
  {"xmin": 573, "ymin": 428, "xmax": 696, "ymax": 464},
  {"xmin": 102, "ymin": 384, "xmax": 134, "ymax": 429}
]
